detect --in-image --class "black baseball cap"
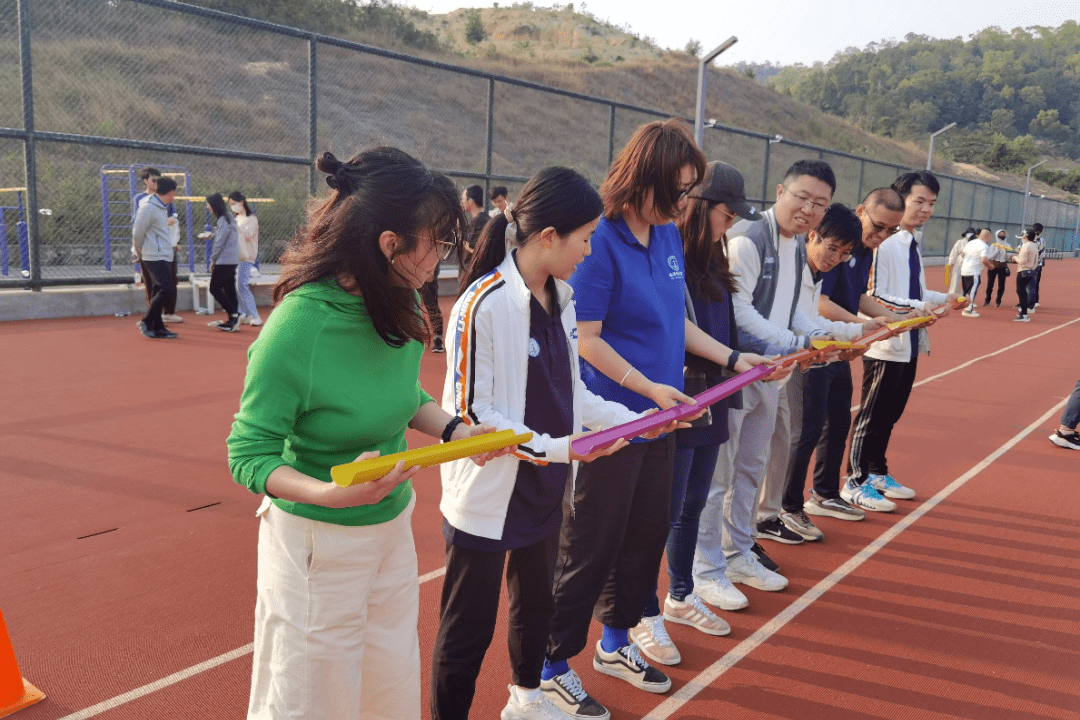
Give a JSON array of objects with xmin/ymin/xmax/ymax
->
[{"xmin": 690, "ymin": 161, "xmax": 758, "ymax": 220}]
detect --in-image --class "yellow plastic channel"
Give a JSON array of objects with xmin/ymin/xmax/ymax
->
[
  {"xmin": 330, "ymin": 429, "xmax": 533, "ymax": 486},
  {"xmin": 809, "ymin": 339, "xmax": 865, "ymax": 350},
  {"xmin": 887, "ymin": 316, "xmax": 935, "ymax": 331}
]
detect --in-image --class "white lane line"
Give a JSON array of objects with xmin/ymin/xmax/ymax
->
[
  {"xmin": 642, "ymin": 397, "xmax": 1069, "ymax": 720},
  {"xmin": 850, "ymin": 315, "xmax": 1079, "ymax": 411},
  {"xmin": 58, "ymin": 318, "xmax": 1078, "ymax": 720},
  {"xmin": 56, "ymin": 645, "xmax": 254, "ymax": 720}
]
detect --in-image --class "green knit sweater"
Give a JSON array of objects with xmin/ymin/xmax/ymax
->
[{"xmin": 227, "ymin": 279, "xmax": 434, "ymax": 525}]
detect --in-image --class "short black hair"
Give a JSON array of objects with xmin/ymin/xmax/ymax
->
[
  {"xmin": 140, "ymin": 166, "xmax": 161, "ymax": 181},
  {"xmin": 863, "ymin": 187, "xmax": 904, "ymax": 212},
  {"xmin": 489, "ymin": 185, "xmax": 508, "ymax": 200},
  {"xmin": 892, "ymin": 170, "xmax": 940, "ymax": 199},
  {"xmin": 783, "ymin": 159, "xmax": 836, "ymax": 194},
  {"xmin": 465, "ymin": 185, "xmax": 484, "ymax": 207},
  {"xmin": 155, "ymin": 177, "xmax": 177, "ymax": 194},
  {"xmin": 813, "ymin": 204, "xmax": 861, "ymax": 247},
  {"xmin": 1032, "ymin": 222, "xmax": 1044, "ymax": 234}
]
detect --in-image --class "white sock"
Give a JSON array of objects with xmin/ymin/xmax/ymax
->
[{"xmin": 512, "ymin": 685, "xmax": 542, "ymax": 704}]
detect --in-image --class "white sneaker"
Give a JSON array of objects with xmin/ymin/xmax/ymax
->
[
  {"xmin": 502, "ymin": 685, "xmax": 574, "ymax": 720},
  {"xmin": 540, "ymin": 669, "xmax": 609, "ymax": 719},
  {"xmin": 664, "ymin": 593, "xmax": 731, "ymax": 636},
  {"xmin": 248, "ymin": 317, "xmax": 263, "ymax": 326},
  {"xmin": 961, "ymin": 309, "xmax": 979, "ymax": 317},
  {"xmin": 725, "ymin": 551, "xmax": 788, "ymax": 592},
  {"xmin": 161, "ymin": 313, "xmax": 183, "ymax": 324},
  {"xmin": 629, "ymin": 614, "xmax": 680, "ymax": 665},
  {"xmin": 693, "ymin": 576, "xmax": 749, "ymax": 611},
  {"xmin": 840, "ymin": 478, "xmax": 897, "ymax": 513},
  {"xmin": 867, "ymin": 473, "xmax": 915, "ymax": 500}
]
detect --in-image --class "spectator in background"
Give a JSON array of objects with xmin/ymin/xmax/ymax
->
[
  {"xmin": 489, "ymin": 185, "xmax": 513, "ymax": 217},
  {"xmin": 460, "ymin": 184, "xmax": 488, "ymax": 261},
  {"xmin": 132, "ymin": 176, "xmax": 179, "ymax": 339},
  {"xmin": 1010, "ymin": 226, "xmax": 1038, "ymax": 322},
  {"xmin": 984, "ymin": 229, "xmax": 1010, "ymax": 308},
  {"xmin": 945, "ymin": 227, "xmax": 975, "ymax": 296},
  {"xmin": 959, "ymin": 228, "xmax": 991, "ymax": 317},
  {"xmin": 229, "ymin": 191, "xmax": 262, "ymax": 327},
  {"xmin": 206, "ymin": 193, "xmax": 241, "ymax": 332},
  {"xmin": 133, "ymin": 166, "xmax": 183, "ymax": 324},
  {"xmin": 1029, "ymin": 222, "xmax": 1045, "ymax": 311}
]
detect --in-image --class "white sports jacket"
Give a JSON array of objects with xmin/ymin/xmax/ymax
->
[{"xmin": 440, "ymin": 252, "xmax": 641, "ymax": 539}]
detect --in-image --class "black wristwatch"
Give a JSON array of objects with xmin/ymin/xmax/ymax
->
[{"xmin": 442, "ymin": 416, "xmax": 465, "ymax": 443}]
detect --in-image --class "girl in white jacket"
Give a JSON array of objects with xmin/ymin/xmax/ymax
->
[{"xmin": 433, "ymin": 167, "xmax": 677, "ymax": 720}]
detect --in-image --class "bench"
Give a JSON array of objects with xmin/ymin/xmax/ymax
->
[{"xmin": 190, "ymin": 271, "xmax": 279, "ymax": 315}]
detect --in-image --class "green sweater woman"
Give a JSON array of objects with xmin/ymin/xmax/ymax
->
[{"xmin": 227, "ymin": 147, "xmax": 508, "ymax": 720}]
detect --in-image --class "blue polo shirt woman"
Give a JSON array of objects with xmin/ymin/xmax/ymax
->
[{"xmin": 539, "ymin": 120, "xmax": 762, "ymax": 717}]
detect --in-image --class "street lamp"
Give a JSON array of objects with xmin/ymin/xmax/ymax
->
[
  {"xmin": 694, "ymin": 36, "xmax": 738, "ymax": 148},
  {"xmin": 1020, "ymin": 159, "xmax": 1048, "ymax": 233},
  {"xmin": 925, "ymin": 122, "xmax": 957, "ymax": 171}
]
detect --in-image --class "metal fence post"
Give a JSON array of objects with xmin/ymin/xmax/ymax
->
[
  {"xmin": 761, "ymin": 139, "xmax": 770, "ymax": 206},
  {"xmin": 608, "ymin": 105, "xmax": 616, "ymax": 168},
  {"xmin": 856, "ymin": 159, "xmax": 865, "ymax": 205},
  {"xmin": 18, "ymin": 0, "xmax": 41, "ymax": 290},
  {"xmin": 485, "ymin": 78, "xmax": 494, "ymax": 207},
  {"xmin": 309, "ymin": 35, "xmax": 318, "ymax": 195}
]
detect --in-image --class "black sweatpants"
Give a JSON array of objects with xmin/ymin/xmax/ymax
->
[
  {"xmin": 209, "ymin": 263, "xmax": 239, "ymax": 318},
  {"xmin": 961, "ymin": 273, "xmax": 980, "ymax": 306},
  {"xmin": 784, "ymin": 362, "xmax": 854, "ymax": 510},
  {"xmin": 430, "ymin": 529, "xmax": 559, "ymax": 720},
  {"xmin": 140, "ymin": 260, "xmax": 176, "ymax": 332},
  {"xmin": 546, "ymin": 434, "xmax": 675, "ymax": 664},
  {"xmin": 984, "ymin": 267, "xmax": 1007, "ymax": 306},
  {"xmin": 847, "ymin": 357, "xmax": 917, "ymax": 486}
]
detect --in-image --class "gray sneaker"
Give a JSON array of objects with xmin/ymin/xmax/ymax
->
[
  {"xmin": 779, "ymin": 510, "xmax": 824, "ymax": 541},
  {"xmin": 804, "ymin": 493, "xmax": 866, "ymax": 521}
]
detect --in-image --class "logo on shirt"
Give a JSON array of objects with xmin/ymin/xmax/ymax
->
[
  {"xmin": 570, "ymin": 327, "xmax": 578, "ymax": 340},
  {"xmin": 528, "ymin": 338, "xmax": 540, "ymax": 357},
  {"xmin": 667, "ymin": 255, "xmax": 684, "ymax": 280}
]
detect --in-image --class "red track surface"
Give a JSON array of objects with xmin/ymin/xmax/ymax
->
[{"xmin": 2, "ymin": 261, "xmax": 1078, "ymax": 719}]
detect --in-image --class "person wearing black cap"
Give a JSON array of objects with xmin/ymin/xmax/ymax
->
[{"xmin": 631, "ymin": 161, "xmax": 769, "ymax": 665}]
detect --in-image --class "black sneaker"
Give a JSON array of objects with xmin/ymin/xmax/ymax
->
[
  {"xmin": 431, "ymin": 335, "xmax": 445, "ymax": 353},
  {"xmin": 154, "ymin": 328, "xmax": 179, "ymax": 339},
  {"xmin": 592, "ymin": 641, "xmax": 671, "ymax": 693},
  {"xmin": 1049, "ymin": 430, "xmax": 1080, "ymax": 451},
  {"xmin": 756, "ymin": 516, "xmax": 804, "ymax": 545},
  {"xmin": 137, "ymin": 321, "xmax": 157, "ymax": 339},
  {"xmin": 751, "ymin": 541, "xmax": 780, "ymax": 572},
  {"xmin": 540, "ymin": 668, "xmax": 609, "ymax": 719}
]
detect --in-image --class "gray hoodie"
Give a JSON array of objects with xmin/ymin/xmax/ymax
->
[
  {"xmin": 210, "ymin": 215, "xmax": 239, "ymax": 265},
  {"xmin": 132, "ymin": 195, "xmax": 174, "ymax": 262}
]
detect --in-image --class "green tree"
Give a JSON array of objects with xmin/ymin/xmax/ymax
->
[{"xmin": 464, "ymin": 9, "xmax": 487, "ymax": 45}]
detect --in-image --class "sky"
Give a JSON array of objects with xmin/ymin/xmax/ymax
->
[{"xmin": 403, "ymin": 0, "xmax": 1079, "ymax": 66}]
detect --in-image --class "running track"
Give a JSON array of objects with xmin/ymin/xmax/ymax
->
[{"xmin": 2, "ymin": 261, "xmax": 1078, "ymax": 719}]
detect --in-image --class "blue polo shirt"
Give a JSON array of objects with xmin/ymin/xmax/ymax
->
[
  {"xmin": 569, "ymin": 215, "xmax": 686, "ymax": 413},
  {"xmin": 820, "ymin": 243, "xmax": 873, "ymax": 316}
]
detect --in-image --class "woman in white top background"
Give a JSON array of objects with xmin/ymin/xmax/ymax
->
[{"xmin": 230, "ymin": 191, "xmax": 262, "ymax": 326}]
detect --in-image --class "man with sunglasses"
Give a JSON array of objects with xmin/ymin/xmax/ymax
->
[
  {"xmin": 783, "ymin": 189, "xmax": 908, "ymax": 526},
  {"xmin": 694, "ymin": 160, "xmax": 835, "ymax": 601}
]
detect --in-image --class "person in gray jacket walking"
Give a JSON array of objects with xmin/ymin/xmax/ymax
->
[
  {"xmin": 132, "ymin": 176, "xmax": 179, "ymax": 339},
  {"xmin": 206, "ymin": 192, "xmax": 241, "ymax": 332}
]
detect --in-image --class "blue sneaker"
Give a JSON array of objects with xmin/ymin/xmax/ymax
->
[
  {"xmin": 841, "ymin": 479, "xmax": 897, "ymax": 513},
  {"xmin": 868, "ymin": 473, "xmax": 915, "ymax": 500}
]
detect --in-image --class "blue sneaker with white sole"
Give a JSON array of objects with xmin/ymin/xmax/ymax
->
[{"xmin": 868, "ymin": 473, "xmax": 915, "ymax": 500}]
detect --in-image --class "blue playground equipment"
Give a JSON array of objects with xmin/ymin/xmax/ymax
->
[
  {"xmin": 0, "ymin": 188, "xmax": 30, "ymax": 277},
  {"xmin": 100, "ymin": 164, "xmax": 196, "ymax": 272}
]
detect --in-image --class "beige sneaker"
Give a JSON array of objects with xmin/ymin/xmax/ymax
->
[
  {"xmin": 663, "ymin": 593, "xmax": 731, "ymax": 636},
  {"xmin": 629, "ymin": 615, "xmax": 680, "ymax": 666},
  {"xmin": 162, "ymin": 313, "xmax": 183, "ymax": 324}
]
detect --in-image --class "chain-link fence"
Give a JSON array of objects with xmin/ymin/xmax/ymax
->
[{"xmin": 3, "ymin": 0, "xmax": 1079, "ymax": 289}]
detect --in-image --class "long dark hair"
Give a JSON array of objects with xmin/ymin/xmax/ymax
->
[
  {"xmin": 600, "ymin": 118, "xmax": 705, "ymax": 222},
  {"xmin": 275, "ymin": 147, "xmax": 466, "ymax": 348},
  {"xmin": 460, "ymin": 167, "xmax": 602, "ymax": 292},
  {"xmin": 206, "ymin": 193, "xmax": 232, "ymax": 223},
  {"xmin": 677, "ymin": 196, "xmax": 736, "ymax": 302}
]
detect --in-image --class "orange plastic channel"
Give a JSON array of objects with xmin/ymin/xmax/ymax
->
[{"xmin": 330, "ymin": 429, "xmax": 534, "ymax": 486}]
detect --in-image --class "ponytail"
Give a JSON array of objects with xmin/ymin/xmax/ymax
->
[{"xmin": 460, "ymin": 211, "xmax": 516, "ymax": 293}]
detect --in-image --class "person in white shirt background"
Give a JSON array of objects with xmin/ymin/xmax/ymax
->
[{"xmin": 959, "ymin": 228, "xmax": 992, "ymax": 317}]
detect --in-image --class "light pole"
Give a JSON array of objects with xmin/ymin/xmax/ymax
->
[
  {"xmin": 925, "ymin": 122, "xmax": 957, "ymax": 171},
  {"xmin": 694, "ymin": 36, "xmax": 738, "ymax": 148},
  {"xmin": 1020, "ymin": 159, "xmax": 1048, "ymax": 233}
]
